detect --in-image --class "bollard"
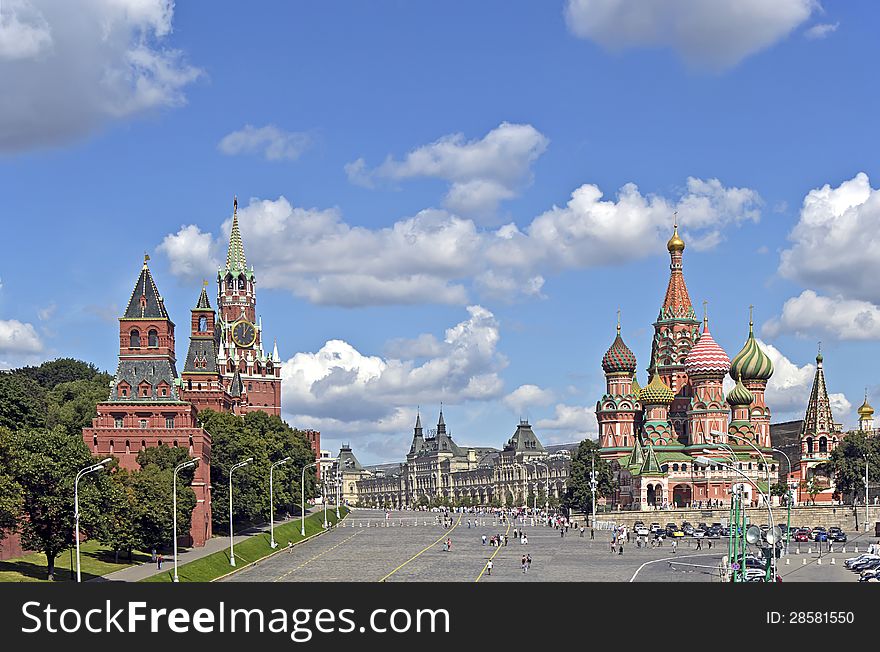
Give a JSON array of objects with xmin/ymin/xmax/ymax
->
[
  {"xmin": 808, "ymin": 547, "xmax": 812, "ymax": 554},
  {"xmin": 842, "ymin": 546, "xmax": 846, "ymax": 553},
  {"xmin": 831, "ymin": 557, "xmax": 835, "ymax": 565},
  {"xmin": 817, "ymin": 557, "xmax": 822, "ymax": 565},
  {"xmin": 785, "ymin": 557, "xmax": 790, "ymax": 565},
  {"xmin": 802, "ymin": 558, "xmax": 806, "ymax": 565},
  {"xmin": 855, "ymin": 546, "xmax": 859, "ymax": 553}
]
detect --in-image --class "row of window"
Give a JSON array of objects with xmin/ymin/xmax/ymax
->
[
  {"xmin": 225, "ymin": 360, "xmax": 275, "ymax": 375},
  {"xmin": 129, "ymin": 329, "xmax": 160, "ymax": 348},
  {"xmin": 91, "ymin": 436, "xmax": 194, "ymax": 453},
  {"xmin": 117, "ymin": 383, "xmax": 170, "ymax": 399},
  {"xmin": 112, "ymin": 416, "xmax": 176, "ymax": 428}
]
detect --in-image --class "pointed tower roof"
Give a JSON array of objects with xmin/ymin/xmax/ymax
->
[
  {"xmin": 660, "ymin": 214, "xmax": 694, "ymax": 320},
  {"xmin": 226, "ymin": 196, "xmax": 248, "ymax": 273},
  {"xmin": 123, "ymin": 256, "xmax": 170, "ymax": 320},
  {"xmin": 800, "ymin": 345, "xmax": 835, "ymax": 438},
  {"xmin": 272, "ymin": 339, "xmax": 280, "ymax": 363},
  {"xmin": 503, "ymin": 419, "xmax": 545, "ymax": 454},
  {"xmin": 415, "ymin": 409, "xmax": 423, "ymax": 433},
  {"xmin": 640, "ymin": 441, "xmax": 662, "ymax": 475},
  {"xmin": 629, "ymin": 436, "xmax": 645, "ymax": 469},
  {"xmin": 437, "ymin": 406, "xmax": 446, "ymax": 434},
  {"xmin": 229, "ymin": 369, "xmax": 244, "ymax": 397},
  {"xmin": 195, "ymin": 283, "xmax": 212, "ymax": 310},
  {"xmin": 409, "ymin": 408, "xmax": 426, "ymax": 455},
  {"xmin": 338, "ymin": 443, "xmax": 364, "ymax": 472}
]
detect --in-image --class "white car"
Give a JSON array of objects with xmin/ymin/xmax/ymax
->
[
  {"xmin": 692, "ymin": 529, "xmax": 706, "ymax": 538},
  {"xmin": 635, "ymin": 526, "xmax": 649, "ymax": 537}
]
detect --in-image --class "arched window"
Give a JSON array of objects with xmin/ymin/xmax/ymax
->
[
  {"xmin": 819, "ymin": 437, "xmax": 828, "ymax": 453},
  {"xmin": 148, "ymin": 329, "xmax": 158, "ymax": 347},
  {"xmin": 681, "ymin": 464, "xmax": 687, "ymax": 472},
  {"xmin": 806, "ymin": 437, "xmax": 814, "ymax": 454},
  {"xmin": 238, "ymin": 275, "xmax": 247, "ymax": 290},
  {"xmin": 227, "ymin": 360, "xmax": 235, "ymax": 373},
  {"xmin": 125, "ymin": 440, "xmax": 131, "ymax": 454},
  {"xmin": 130, "ymin": 329, "xmax": 140, "ymax": 348},
  {"xmin": 255, "ymin": 361, "xmax": 262, "ymax": 375},
  {"xmin": 187, "ymin": 379, "xmax": 192, "ymax": 390},
  {"xmin": 199, "ymin": 316, "xmax": 207, "ymax": 332},
  {"xmin": 672, "ymin": 464, "xmax": 679, "ymax": 472},
  {"xmin": 267, "ymin": 361, "xmax": 274, "ymax": 374}
]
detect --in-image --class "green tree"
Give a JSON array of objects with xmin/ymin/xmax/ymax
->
[
  {"xmin": 0, "ymin": 374, "xmax": 47, "ymax": 431},
  {"xmin": 0, "ymin": 431, "xmax": 22, "ymax": 540},
  {"xmin": 15, "ymin": 358, "xmax": 104, "ymax": 389},
  {"xmin": 563, "ymin": 439, "xmax": 616, "ymax": 512},
  {"xmin": 126, "ymin": 462, "xmax": 195, "ymax": 551},
  {"xmin": 46, "ymin": 376, "xmax": 112, "ymax": 436},
  {"xmin": 824, "ymin": 431, "xmax": 880, "ymax": 502},
  {"xmin": 199, "ymin": 410, "xmax": 317, "ymax": 532},
  {"xmin": 4, "ymin": 426, "xmax": 106, "ymax": 580}
]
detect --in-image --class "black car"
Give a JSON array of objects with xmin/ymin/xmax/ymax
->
[{"xmin": 831, "ymin": 530, "xmax": 848, "ymax": 543}]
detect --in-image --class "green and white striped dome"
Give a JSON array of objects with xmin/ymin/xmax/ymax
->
[{"xmin": 729, "ymin": 320, "xmax": 773, "ymax": 381}]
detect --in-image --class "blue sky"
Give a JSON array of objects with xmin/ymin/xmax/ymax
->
[{"xmin": 2, "ymin": 1, "xmax": 879, "ymax": 463}]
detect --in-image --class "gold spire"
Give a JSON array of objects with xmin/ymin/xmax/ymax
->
[
  {"xmin": 703, "ymin": 300, "xmax": 708, "ymax": 329},
  {"xmin": 616, "ymin": 308, "xmax": 621, "ymax": 335},
  {"xmin": 666, "ymin": 211, "xmax": 685, "ymax": 253}
]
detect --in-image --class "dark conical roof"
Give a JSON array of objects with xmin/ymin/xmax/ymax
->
[
  {"xmin": 124, "ymin": 258, "xmax": 169, "ymax": 320},
  {"xmin": 504, "ymin": 420, "xmax": 545, "ymax": 454},
  {"xmin": 195, "ymin": 285, "xmax": 212, "ymax": 310},
  {"xmin": 229, "ymin": 369, "xmax": 244, "ymax": 397}
]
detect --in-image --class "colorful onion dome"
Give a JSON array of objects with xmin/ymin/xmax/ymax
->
[
  {"xmin": 639, "ymin": 374, "xmax": 675, "ymax": 405},
  {"xmin": 729, "ymin": 316, "xmax": 773, "ymax": 381},
  {"xmin": 685, "ymin": 321, "xmax": 730, "ymax": 376},
  {"xmin": 630, "ymin": 377, "xmax": 641, "ymax": 395},
  {"xmin": 602, "ymin": 331, "xmax": 637, "ymax": 374},
  {"xmin": 667, "ymin": 225, "xmax": 685, "ymax": 253},
  {"xmin": 858, "ymin": 393, "xmax": 874, "ymax": 418},
  {"xmin": 726, "ymin": 374, "xmax": 754, "ymax": 407}
]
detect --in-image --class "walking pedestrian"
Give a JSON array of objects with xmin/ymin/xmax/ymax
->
[
  {"xmin": 526, "ymin": 554, "xmax": 531, "ymax": 572},
  {"xmin": 482, "ymin": 534, "xmax": 487, "ymax": 546},
  {"xmin": 671, "ymin": 539, "xmax": 677, "ymax": 554},
  {"xmin": 522, "ymin": 555, "xmax": 527, "ymax": 573},
  {"xmin": 487, "ymin": 559, "xmax": 493, "ymax": 576},
  {"xmin": 157, "ymin": 553, "xmax": 163, "ymax": 570},
  {"xmin": 696, "ymin": 537, "xmax": 702, "ymax": 550}
]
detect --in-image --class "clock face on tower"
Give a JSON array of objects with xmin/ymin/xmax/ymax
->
[{"xmin": 232, "ymin": 319, "xmax": 257, "ymax": 348}]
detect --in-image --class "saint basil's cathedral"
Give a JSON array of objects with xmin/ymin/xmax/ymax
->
[
  {"xmin": 597, "ymin": 221, "xmax": 780, "ymax": 509},
  {"xmin": 83, "ymin": 198, "xmax": 294, "ymax": 546}
]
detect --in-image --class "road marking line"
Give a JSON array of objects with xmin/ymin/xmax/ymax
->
[
  {"xmin": 274, "ymin": 531, "xmax": 362, "ymax": 582},
  {"xmin": 379, "ymin": 514, "xmax": 462, "ymax": 582},
  {"xmin": 629, "ymin": 552, "xmax": 721, "ymax": 582},
  {"xmin": 474, "ymin": 517, "xmax": 512, "ymax": 582}
]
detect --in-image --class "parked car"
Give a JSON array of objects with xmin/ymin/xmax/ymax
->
[
  {"xmin": 649, "ymin": 523, "xmax": 661, "ymax": 533},
  {"xmin": 692, "ymin": 529, "xmax": 706, "ymax": 538},
  {"xmin": 845, "ymin": 554, "xmax": 879, "ymax": 569},
  {"xmin": 831, "ymin": 530, "xmax": 847, "ymax": 543},
  {"xmin": 671, "ymin": 529, "xmax": 685, "ymax": 538},
  {"xmin": 635, "ymin": 526, "xmax": 650, "ymax": 537},
  {"xmin": 814, "ymin": 530, "xmax": 829, "ymax": 542},
  {"xmin": 682, "ymin": 524, "xmax": 695, "ymax": 536},
  {"xmin": 794, "ymin": 529, "xmax": 810, "ymax": 542}
]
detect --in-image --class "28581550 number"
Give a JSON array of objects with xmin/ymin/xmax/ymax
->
[{"xmin": 767, "ymin": 612, "xmax": 855, "ymax": 624}]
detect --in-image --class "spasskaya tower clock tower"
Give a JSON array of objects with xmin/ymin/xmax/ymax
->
[{"xmin": 215, "ymin": 197, "xmax": 282, "ymax": 415}]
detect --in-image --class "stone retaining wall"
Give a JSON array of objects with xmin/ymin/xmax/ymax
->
[{"xmin": 581, "ymin": 505, "xmax": 880, "ymax": 532}]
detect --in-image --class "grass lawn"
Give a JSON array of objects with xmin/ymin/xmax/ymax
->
[
  {"xmin": 0, "ymin": 540, "xmax": 150, "ymax": 582},
  {"xmin": 143, "ymin": 507, "xmax": 349, "ymax": 582}
]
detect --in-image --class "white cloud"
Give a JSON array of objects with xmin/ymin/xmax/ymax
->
[
  {"xmin": 0, "ymin": 0, "xmax": 52, "ymax": 60},
  {"xmin": 0, "ymin": 319, "xmax": 43, "ymax": 355},
  {"xmin": 503, "ymin": 384, "xmax": 556, "ymax": 415},
  {"xmin": 156, "ymin": 224, "xmax": 220, "ymax": 284},
  {"xmin": 763, "ymin": 290, "xmax": 880, "ymax": 341},
  {"xmin": 347, "ymin": 122, "xmax": 549, "ymax": 221},
  {"xmin": 804, "ymin": 22, "xmax": 838, "ymax": 39},
  {"xmin": 160, "ymin": 176, "xmax": 761, "ymax": 308},
  {"xmin": 779, "ymin": 172, "xmax": 880, "ymax": 304},
  {"xmin": 37, "ymin": 303, "xmax": 56, "ymax": 321},
  {"xmin": 217, "ymin": 124, "xmax": 311, "ymax": 161},
  {"xmin": 757, "ymin": 339, "xmax": 851, "ymax": 421},
  {"xmin": 280, "ymin": 305, "xmax": 506, "ymax": 428},
  {"xmin": 564, "ymin": 0, "xmax": 816, "ymax": 71},
  {"xmin": 535, "ymin": 403, "xmax": 597, "ymax": 440},
  {"xmin": 0, "ymin": 0, "xmax": 200, "ymax": 152}
]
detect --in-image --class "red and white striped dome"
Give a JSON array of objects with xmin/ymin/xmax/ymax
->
[{"xmin": 685, "ymin": 325, "xmax": 730, "ymax": 376}]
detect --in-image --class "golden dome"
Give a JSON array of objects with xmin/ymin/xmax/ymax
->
[
  {"xmin": 667, "ymin": 226, "xmax": 685, "ymax": 253},
  {"xmin": 858, "ymin": 397, "xmax": 874, "ymax": 418}
]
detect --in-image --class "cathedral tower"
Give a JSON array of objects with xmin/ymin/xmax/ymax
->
[
  {"xmin": 684, "ymin": 307, "xmax": 730, "ymax": 447},
  {"xmin": 597, "ymin": 314, "xmax": 640, "ymax": 457},
  {"xmin": 729, "ymin": 308, "xmax": 774, "ymax": 449}
]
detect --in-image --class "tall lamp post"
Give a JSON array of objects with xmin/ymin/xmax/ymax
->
[
  {"xmin": 301, "ymin": 461, "xmax": 318, "ymax": 536},
  {"xmin": 74, "ymin": 458, "xmax": 112, "ymax": 583},
  {"xmin": 269, "ymin": 457, "xmax": 291, "ymax": 548},
  {"xmin": 772, "ymin": 448, "xmax": 793, "ymax": 554},
  {"xmin": 335, "ymin": 464, "xmax": 341, "ymax": 519},
  {"xmin": 590, "ymin": 452, "xmax": 598, "ymax": 531},
  {"xmin": 228, "ymin": 457, "xmax": 253, "ymax": 567},
  {"xmin": 172, "ymin": 457, "xmax": 200, "ymax": 582},
  {"xmin": 864, "ymin": 454, "xmax": 870, "ymax": 533},
  {"xmin": 696, "ymin": 456, "xmax": 776, "ymax": 582},
  {"xmin": 322, "ymin": 479, "xmax": 329, "ymax": 528}
]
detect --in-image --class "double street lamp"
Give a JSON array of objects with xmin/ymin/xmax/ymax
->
[
  {"xmin": 772, "ymin": 447, "xmax": 793, "ymax": 554},
  {"xmin": 74, "ymin": 458, "xmax": 112, "ymax": 583},
  {"xmin": 228, "ymin": 457, "xmax": 253, "ymax": 567},
  {"xmin": 172, "ymin": 457, "xmax": 200, "ymax": 582},
  {"xmin": 269, "ymin": 457, "xmax": 291, "ymax": 549}
]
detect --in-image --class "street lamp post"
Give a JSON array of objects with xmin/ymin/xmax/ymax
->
[
  {"xmin": 590, "ymin": 453, "xmax": 598, "ymax": 531},
  {"xmin": 270, "ymin": 457, "xmax": 291, "ymax": 549},
  {"xmin": 173, "ymin": 457, "xmax": 200, "ymax": 582},
  {"xmin": 228, "ymin": 457, "xmax": 253, "ymax": 567},
  {"xmin": 695, "ymin": 456, "xmax": 776, "ymax": 583},
  {"xmin": 301, "ymin": 461, "xmax": 318, "ymax": 536},
  {"xmin": 865, "ymin": 454, "xmax": 870, "ymax": 533},
  {"xmin": 74, "ymin": 458, "xmax": 112, "ymax": 583},
  {"xmin": 323, "ymin": 479, "xmax": 329, "ymax": 528},
  {"xmin": 772, "ymin": 448, "xmax": 793, "ymax": 554},
  {"xmin": 335, "ymin": 465, "xmax": 341, "ymax": 519}
]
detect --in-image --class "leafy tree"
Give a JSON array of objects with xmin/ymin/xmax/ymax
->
[
  {"xmin": 824, "ymin": 431, "xmax": 880, "ymax": 502},
  {"xmin": 0, "ymin": 374, "xmax": 47, "ymax": 431},
  {"xmin": 199, "ymin": 410, "xmax": 317, "ymax": 532},
  {"xmin": 0, "ymin": 430, "xmax": 22, "ymax": 541},
  {"xmin": 4, "ymin": 426, "xmax": 106, "ymax": 580},
  {"xmin": 46, "ymin": 376, "xmax": 112, "ymax": 436},
  {"xmin": 127, "ymin": 462, "xmax": 195, "ymax": 551},
  {"xmin": 799, "ymin": 478, "xmax": 821, "ymax": 505},
  {"xmin": 563, "ymin": 439, "xmax": 616, "ymax": 512},
  {"xmin": 489, "ymin": 496, "xmax": 502, "ymax": 508},
  {"xmin": 15, "ymin": 358, "xmax": 104, "ymax": 390}
]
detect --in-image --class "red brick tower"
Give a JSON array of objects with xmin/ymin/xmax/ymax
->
[
  {"xmin": 83, "ymin": 257, "xmax": 213, "ymax": 546},
  {"xmin": 216, "ymin": 197, "xmax": 282, "ymax": 415}
]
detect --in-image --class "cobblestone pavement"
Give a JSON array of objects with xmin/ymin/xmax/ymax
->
[{"xmin": 221, "ymin": 510, "xmax": 880, "ymax": 583}]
